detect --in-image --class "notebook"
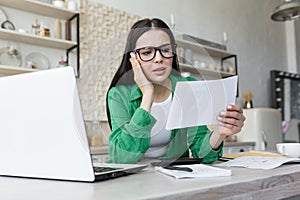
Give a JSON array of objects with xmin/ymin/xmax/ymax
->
[
  {"xmin": 155, "ymin": 164, "xmax": 232, "ymax": 179},
  {"xmin": 0, "ymin": 67, "xmax": 146, "ymax": 182}
]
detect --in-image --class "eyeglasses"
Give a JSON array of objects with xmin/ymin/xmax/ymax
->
[{"xmin": 132, "ymin": 43, "xmax": 176, "ymax": 62}]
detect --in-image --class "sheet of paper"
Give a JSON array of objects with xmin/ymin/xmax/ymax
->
[
  {"xmin": 215, "ymin": 156, "xmax": 300, "ymax": 170},
  {"xmin": 166, "ymin": 76, "xmax": 238, "ymax": 130},
  {"xmin": 155, "ymin": 164, "xmax": 231, "ymax": 179}
]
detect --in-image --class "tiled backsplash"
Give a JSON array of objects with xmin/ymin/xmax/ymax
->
[{"xmin": 78, "ymin": 1, "xmax": 140, "ymax": 144}]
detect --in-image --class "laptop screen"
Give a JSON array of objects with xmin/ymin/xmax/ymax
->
[{"xmin": 0, "ymin": 68, "xmax": 95, "ymax": 181}]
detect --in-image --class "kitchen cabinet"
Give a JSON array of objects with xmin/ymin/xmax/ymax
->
[
  {"xmin": 223, "ymin": 142, "xmax": 255, "ymax": 155},
  {"xmin": 175, "ymin": 38, "xmax": 237, "ymax": 80},
  {"xmin": 0, "ymin": 0, "xmax": 80, "ymax": 76}
]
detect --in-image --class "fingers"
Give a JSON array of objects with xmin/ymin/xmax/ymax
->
[
  {"xmin": 217, "ymin": 124, "xmax": 243, "ymax": 135},
  {"xmin": 226, "ymin": 104, "xmax": 243, "ymax": 114},
  {"xmin": 129, "ymin": 52, "xmax": 153, "ymax": 95},
  {"xmin": 130, "ymin": 52, "xmax": 143, "ymax": 80},
  {"xmin": 130, "ymin": 52, "xmax": 140, "ymax": 69},
  {"xmin": 222, "ymin": 105, "xmax": 244, "ymax": 120},
  {"xmin": 217, "ymin": 104, "xmax": 246, "ymax": 135}
]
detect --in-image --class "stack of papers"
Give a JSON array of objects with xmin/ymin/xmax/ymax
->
[
  {"xmin": 155, "ymin": 164, "xmax": 231, "ymax": 179},
  {"xmin": 215, "ymin": 156, "xmax": 300, "ymax": 170}
]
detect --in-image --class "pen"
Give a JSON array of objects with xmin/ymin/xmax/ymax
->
[
  {"xmin": 218, "ymin": 157, "xmax": 233, "ymax": 162},
  {"xmin": 163, "ymin": 166, "xmax": 193, "ymax": 172},
  {"xmin": 151, "ymin": 158, "xmax": 203, "ymax": 167}
]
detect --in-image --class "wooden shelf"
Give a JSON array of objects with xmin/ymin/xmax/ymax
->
[
  {"xmin": 176, "ymin": 39, "xmax": 234, "ymax": 58},
  {"xmin": 0, "ymin": 0, "xmax": 80, "ymax": 76},
  {"xmin": 90, "ymin": 146, "xmax": 108, "ymax": 155},
  {"xmin": 0, "ymin": 29, "xmax": 77, "ymax": 49},
  {"xmin": 0, "ymin": 65, "xmax": 37, "ymax": 75},
  {"xmin": 179, "ymin": 63, "xmax": 235, "ymax": 78},
  {"xmin": 0, "ymin": 0, "xmax": 79, "ymax": 20}
]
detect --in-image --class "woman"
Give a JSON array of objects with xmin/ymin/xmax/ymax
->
[{"xmin": 106, "ymin": 18, "xmax": 245, "ymax": 164}]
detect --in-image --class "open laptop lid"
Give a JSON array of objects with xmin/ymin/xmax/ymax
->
[{"xmin": 0, "ymin": 67, "xmax": 95, "ymax": 182}]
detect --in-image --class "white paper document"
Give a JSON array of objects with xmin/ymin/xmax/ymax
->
[
  {"xmin": 215, "ymin": 156, "xmax": 300, "ymax": 170},
  {"xmin": 155, "ymin": 164, "xmax": 232, "ymax": 179},
  {"xmin": 166, "ymin": 76, "xmax": 238, "ymax": 130}
]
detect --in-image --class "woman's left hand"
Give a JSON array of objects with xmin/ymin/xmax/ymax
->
[{"xmin": 216, "ymin": 104, "xmax": 245, "ymax": 136}]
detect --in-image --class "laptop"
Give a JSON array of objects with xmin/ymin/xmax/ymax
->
[{"xmin": 0, "ymin": 67, "xmax": 146, "ymax": 182}]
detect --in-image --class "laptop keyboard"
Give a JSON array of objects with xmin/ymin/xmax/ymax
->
[{"xmin": 93, "ymin": 167, "xmax": 121, "ymax": 173}]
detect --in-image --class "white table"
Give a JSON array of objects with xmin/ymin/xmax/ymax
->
[{"xmin": 0, "ymin": 164, "xmax": 300, "ymax": 200}]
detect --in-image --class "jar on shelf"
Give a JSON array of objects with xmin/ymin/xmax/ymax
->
[
  {"xmin": 37, "ymin": 22, "xmax": 50, "ymax": 37},
  {"xmin": 58, "ymin": 57, "xmax": 67, "ymax": 68},
  {"xmin": 67, "ymin": 0, "xmax": 78, "ymax": 11},
  {"xmin": 31, "ymin": 19, "xmax": 40, "ymax": 35},
  {"xmin": 52, "ymin": 0, "xmax": 65, "ymax": 9},
  {"xmin": 176, "ymin": 47, "xmax": 184, "ymax": 63},
  {"xmin": 193, "ymin": 60, "xmax": 200, "ymax": 68},
  {"xmin": 54, "ymin": 19, "xmax": 62, "ymax": 39},
  {"xmin": 228, "ymin": 66, "xmax": 235, "ymax": 74},
  {"xmin": 183, "ymin": 48, "xmax": 193, "ymax": 64}
]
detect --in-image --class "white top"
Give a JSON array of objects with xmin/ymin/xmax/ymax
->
[{"xmin": 144, "ymin": 93, "xmax": 172, "ymax": 158}]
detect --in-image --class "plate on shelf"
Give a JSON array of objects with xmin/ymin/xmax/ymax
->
[
  {"xmin": 25, "ymin": 52, "xmax": 50, "ymax": 70},
  {"xmin": 0, "ymin": 46, "xmax": 22, "ymax": 67},
  {"xmin": 0, "ymin": 8, "xmax": 8, "ymax": 26}
]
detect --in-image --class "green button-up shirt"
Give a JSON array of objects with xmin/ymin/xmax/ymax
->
[{"xmin": 107, "ymin": 75, "xmax": 223, "ymax": 164}]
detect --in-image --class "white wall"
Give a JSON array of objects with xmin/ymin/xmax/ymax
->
[
  {"xmin": 92, "ymin": 0, "xmax": 289, "ymax": 108},
  {"xmin": 296, "ymin": 20, "xmax": 300, "ymax": 73}
]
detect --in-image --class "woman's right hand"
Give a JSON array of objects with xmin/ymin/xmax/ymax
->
[
  {"xmin": 130, "ymin": 52, "xmax": 154, "ymax": 112},
  {"xmin": 130, "ymin": 52, "xmax": 154, "ymax": 96}
]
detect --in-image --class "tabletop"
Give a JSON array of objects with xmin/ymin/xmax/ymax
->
[{"xmin": 0, "ymin": 164, "xmax": 300, "ymax": 200}]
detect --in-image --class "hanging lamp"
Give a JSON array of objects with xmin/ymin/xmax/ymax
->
[{"xmin": 271, "ymin": 0, "xmax": 300, "ymax": 21}]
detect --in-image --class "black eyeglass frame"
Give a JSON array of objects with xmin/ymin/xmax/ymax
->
[{"xmin": 132, "ymin": 43, "xmax": 177, "ymax": 62}]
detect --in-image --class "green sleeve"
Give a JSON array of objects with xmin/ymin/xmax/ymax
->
[
  {"xmin": 106, "ymin": 87, "xmax": 156, "ymax": 164},
  {"xmin": 188, "ymin": 126, "xmax": 223, "ymax": 163}
]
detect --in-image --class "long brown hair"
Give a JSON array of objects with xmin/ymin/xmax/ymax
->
[{"xmin": 106, "ymin": 18, "xmax": 180, "ymax": 128}]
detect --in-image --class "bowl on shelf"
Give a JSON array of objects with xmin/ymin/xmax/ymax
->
[
  {"xmin": 25, "ymin": 52, "xmax": 50, "ymax": 70},
  {"xmin": 0, "ymin": 46, "xmax": 22, "ymax": 67}
]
